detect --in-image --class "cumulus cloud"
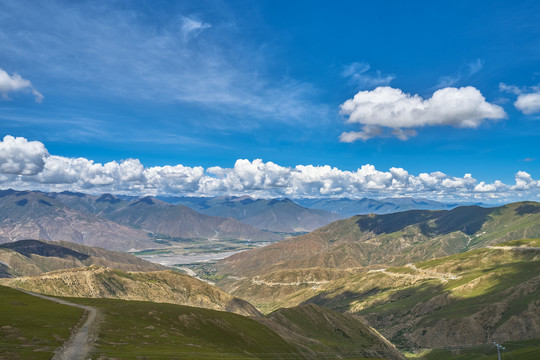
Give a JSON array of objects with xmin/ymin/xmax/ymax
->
[
  {"xmin": 0, "ymin": 68, "xmax": 43, "ymax": 102},
  {"xmin": 339, "ymin": 86, "xmax": 506, "ymax": 141},
  {"xmin": 341, "ymin": 62, "xmax": 395, "ymax": 89},
  {"xmin": 0, "ymin": 136, "xmax": 538, "ymax": 202},
  {"xmin": 0, "ymin": 135, "xmax": 49, "ymax": 175}
]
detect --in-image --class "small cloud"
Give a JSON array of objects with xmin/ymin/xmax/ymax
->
[
  {"xmin": 466, "ymin": 59, "xmax": 484, "ymax": 75},
  {"xmin": 499, "ymin": 82, "xmax": 522, "ymax": 95},
  {"xmin": 515, "ymin": 92, "xmax": 540, "ymax": 114},
  {"xmin": 341, "ymin": 62, "xmax": 395, "ymax": 89},
  {"xmin": 524, "ymin": 158, "xmax": 536, "ymax": 162},
  {"xmin": 340, "ymin": 125, "xmax": 383, "ymax": 142},
  {"xmin": 0, "ymin": 68, "xmax": 43, "ymax": 102},
  {"xmin": 339, "ymin": 86, "xmax": 506, "ymax": 142},
  {"xmin": 499, "ymin": 81, "xmax": 540, "ymax": 115},
  {"xmin": 181, "ymin": 16, "xmax": 211, "ymax": 41}
]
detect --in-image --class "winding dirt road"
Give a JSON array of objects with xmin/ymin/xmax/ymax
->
[
  {"xmin": 19, "ymin": 290, "xmax": 98, "ymax": 360},
  {"xmin": 368, "ymin": 264, "xmax": 459, "ymax": 282}
]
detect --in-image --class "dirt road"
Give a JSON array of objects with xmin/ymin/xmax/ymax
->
[{"xmin": 19, "ymin": 290, "xmax": 98, "ymax": 360}]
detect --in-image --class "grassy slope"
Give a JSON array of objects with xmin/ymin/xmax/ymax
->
[
  {"xmin": 0, "ymin": 285, "xmax": 83, "ymax": 360},
  {"xmin": 67, "ymin": 297, "xmax": 391, "ymax": 360},
  {"xmin": 69, "ymin": 297, "xmax": 300, "ymax": 360}
]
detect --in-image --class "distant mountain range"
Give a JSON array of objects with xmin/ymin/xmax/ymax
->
[
  {"xmin": 163, "ymin": 195, "xmax": 341, "ymax": 233},
  {"xmin": 0, "ymin": 190, "xmax": 153, "ymax": 251},
  {"xmin": 0, "ymin": 188, "xmax": 516, "ymax": 254},
  {"xmin": 295, "ymin": 197, "xmax": 466, "ymax": 218},
  {"xmin": 158, "ymin": 195, "xmax": 478, "ymax": 230},
  {"xmin": 0, "ymin": 190, "xmax": 280, "ymax": 250}
]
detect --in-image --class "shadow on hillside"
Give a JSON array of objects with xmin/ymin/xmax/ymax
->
[
  {"xmin": 515, "ymin": 203, "xmax": 540, "ymax": 216},
  {"xmin": 356, "ymin": 206, "xmax": 495, "ymax": 236}
]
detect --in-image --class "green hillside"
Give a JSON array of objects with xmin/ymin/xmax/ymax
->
[
  {"xmin": 69, "ymin": 297, "xmax": 301, "ymax": 360},
  {"xmin": 65, "ymin": 297, "xmax": 402, "ymax": 360},
  {"xmin": 0, "ymin": 285, "xmax": 83, "ymax": 360}
]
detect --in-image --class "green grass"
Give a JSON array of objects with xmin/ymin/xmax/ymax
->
[
  {"xmin": 68, "ymin": 297, "xmax": 305, "ymax": 360},
  {"xmin": 0, "ymin": 285, "xmax": 83, "ymax": 360}
]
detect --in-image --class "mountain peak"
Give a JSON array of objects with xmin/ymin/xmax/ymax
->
[{"xmin": 96, "ymin": 193, "xmax": 121, "ymax": 203}]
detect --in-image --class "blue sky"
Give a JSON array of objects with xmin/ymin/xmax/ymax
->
[{"xmin": 0, "ymin": 0, "xmax": 539, "ymax": 201}]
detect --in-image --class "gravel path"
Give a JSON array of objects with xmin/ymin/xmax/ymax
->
[{"xmin": 19, "ymin": 290, "xmax": 98, "ymax": 360}]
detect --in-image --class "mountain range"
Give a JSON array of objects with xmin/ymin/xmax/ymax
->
[
  {"xmin": 295, "ymin": 197, "xmax": 464, "ymax": 218},
  {"xmin": 0, "ymin": 190, "xmax": 153, "ymax": 251},
  {"xmin": 163, "ymin": 195, "xmax": 341, "ymax": 233},
  {"xmin": 0, "ymin": 190, "xmax": 283, "ymax": 251}
]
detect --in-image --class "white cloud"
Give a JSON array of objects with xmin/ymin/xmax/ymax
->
[
  {"xmin": 0, "ymin": 68, "xmax": 43, "ymax": 102},
  {"xmin": 342, "ymin": 62, "xmax": 395, "ymax": 89},
  {"xmin": 514, "ymin": 92, "xmax": 540, "ymax": 114},
  {"xmin": 0, "ymin": 136, "xmax": 538, "ymax": 202},
  {"xmin": 339, "ymin": 86, "xmax": 506, "ymax": 141},
  {"xmin": 0, "ymin": 135, "xmax": 48, "ymax": 175},
  {"xmin": 512, "ymin": 171, "xmax": 539, "ymax": 191}
]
